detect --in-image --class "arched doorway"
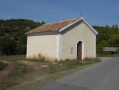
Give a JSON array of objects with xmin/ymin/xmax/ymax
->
[{"xmin": 77, "ymin": 41, "xmax": 82, "ymax": 60}]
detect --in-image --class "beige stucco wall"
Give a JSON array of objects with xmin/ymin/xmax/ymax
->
[
  {"xmin": 26, "ymin": 32, "xmax": 57, "ymax": 60},
  {"xmin": 60, "ymin": 20, "xmax": 96, "ymax": 60}
]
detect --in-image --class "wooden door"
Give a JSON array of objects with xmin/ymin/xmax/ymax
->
[{"xmin": 77, "ymin": 41, "xmax": 82, "ymax": 60}]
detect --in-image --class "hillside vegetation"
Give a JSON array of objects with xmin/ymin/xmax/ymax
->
[
  {"xmin": 93, "ymin": 25, "xmax": 119, "ymax": 54},
  {"xmin": 0, "ymin": 19, "xmax": 44, "ymax": 55},
  {"xmin": 0, "ymin": 19, "xmax": 119, "ymax": 55}
]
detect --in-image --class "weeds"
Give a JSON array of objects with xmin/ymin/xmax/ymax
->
[
  {"xmin": 26, "ymin": 58, "xmax": 49, "ymax": 63},
  {"xmin": 13, "ymin": 63, "xmax": 29, "ymax": 75},
  {"xmin": 61, "ymin": 58, "xmax": 101, "ymax": 69}
]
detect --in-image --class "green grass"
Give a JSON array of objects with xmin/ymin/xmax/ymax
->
[{"xmin": 61, "ymin": 58, "xmax": 101, "ymax": 69}]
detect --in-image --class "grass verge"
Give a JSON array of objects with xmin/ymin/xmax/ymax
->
[{"xmin": 0, "ymin": 56, "xmax": 101, "ymax": 90}]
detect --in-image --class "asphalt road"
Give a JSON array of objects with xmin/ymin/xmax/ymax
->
[{"xmin": 37, "ymin": 57, "xmax": 119, "ymax": 90}]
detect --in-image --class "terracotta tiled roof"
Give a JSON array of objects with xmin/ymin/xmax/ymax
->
[{"xmin": 26, "ymin": 17, "xmax": 81, "ymax": 34}]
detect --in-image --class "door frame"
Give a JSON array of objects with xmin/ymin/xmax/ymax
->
[{"xmin": 77, "ymin": 41, "xmax": 84, "ymax": 60}]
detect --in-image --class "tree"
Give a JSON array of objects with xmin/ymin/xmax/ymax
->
[
  {"xmin": 109, "ymin": 34, "xmax": 119, "ymax": 47},
  {"xmin": 0, "ymin": 37, "xmax": 16, "ymax": 55},
  {"xmin": 15, "ymin": 34, "xmax": 27, "ymax": 54},
  {"xmin": 0, "ymin": 30, "xmax": 4, "ymax": 36},
  {"xmin": 97, "ymin": 40, "xmax": 110, "ymax": 53},
  {"xmin": 0, "ymin": 19, "xmax": 44, "ymax": 55}
]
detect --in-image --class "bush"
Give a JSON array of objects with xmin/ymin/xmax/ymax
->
[{"xmin": 109, "ymin": 34, "xmax": 119, "ymax": 47}]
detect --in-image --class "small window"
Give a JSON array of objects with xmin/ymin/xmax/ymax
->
[{"xmin": 71, "ymin": 47, "xmax": 73, "ymax": 55}]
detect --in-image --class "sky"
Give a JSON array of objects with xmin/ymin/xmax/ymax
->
[{"xmin": 0, "ymin": 0, "xmax": 119, "ymax": 26}]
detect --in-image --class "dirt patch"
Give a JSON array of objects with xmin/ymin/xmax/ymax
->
[
  {"xmin": 0, "ymin": 60, "xmax": 14, "ymax": 79},
  {"xmin": 19, "ymin": 61, "xmax": 42, "ymax": 70},
  {"xmin": 19, "ymin": 61, "xmax": 39, "ymax": 66},
  {"xmin": 19, "ymin": 60, "xmax": 50, "ymax": 75}
]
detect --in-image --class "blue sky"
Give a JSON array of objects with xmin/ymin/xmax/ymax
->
[{"xmin": 0, "ymin": 0, "xmax": 119, "ymax": 26}]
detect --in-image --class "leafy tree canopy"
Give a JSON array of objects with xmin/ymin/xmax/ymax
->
[
  {"xmin": 93, "ymin": 24, "xmax": 119, "ymax": 54},
  {"xmin": 0, "ymin": 19, "xmax": 45, "ymax": 55}
]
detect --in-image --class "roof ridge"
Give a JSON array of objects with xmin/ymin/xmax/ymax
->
[{"xmin": 44, "ymin": 17, "xmax": 80, "ymax": 25}]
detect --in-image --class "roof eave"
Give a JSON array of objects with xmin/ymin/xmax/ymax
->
[
  {"xmin": 25, "ymin": 30, "xmax": 58, "ymax": 35},
  {"xmin": 82, "ymin": 19, "xmax": 98, "ymax": 35},
  {"xmin": 59, "ymin": 18, "xmax": 83, "ymax": 32},
  {"xmin": 58, "ymin": 17, "xmax": 98, "ymax": 35}
]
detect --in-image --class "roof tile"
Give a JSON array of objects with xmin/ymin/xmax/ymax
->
[{"xmin": 26, "ymin": 17, "xmax": 80, "ymax": 34}]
